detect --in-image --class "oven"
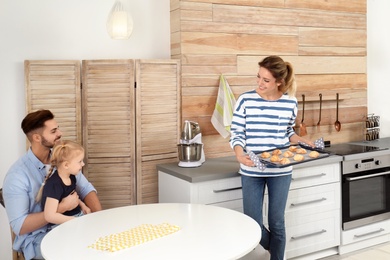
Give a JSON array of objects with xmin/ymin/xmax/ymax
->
[{"xmin": 325, "ymin": 143, "xmax": 390, "ymax": 231}]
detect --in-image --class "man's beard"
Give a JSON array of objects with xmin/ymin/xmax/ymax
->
[{"xmin": 41, "ymin": 135, "xmax": 60, "ymax": 149}]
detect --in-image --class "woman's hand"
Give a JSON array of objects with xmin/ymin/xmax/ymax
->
[
  {"xmin": 237, "ymin": 154, "xmax": 255, "ymax": 167},
  {"xmin": 234, "ymin": 146, "xmax": 255, "ymax": 167},
  {"xmin": 290, "ymin": 134, "xmax": 315, "ymax": 147}
]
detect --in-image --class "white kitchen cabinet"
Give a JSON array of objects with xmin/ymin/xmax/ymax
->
[
  {"xmin": 284, "ymin": 162, "xmax": 341, "ymax": 259},
  {"xmin": 339, "ymin": 218, "xmax": 390, "ymax": 255},
  {"xmin": 158, "ymin": 172, "xmax": 243, "ymax": 212},
  {"xmin": 286, "ymin": 210, "xmax": 340, "ymax": 258},
  {"xmin": 158, "ymin": 159, "xmax": 342, "ymax": 260}
]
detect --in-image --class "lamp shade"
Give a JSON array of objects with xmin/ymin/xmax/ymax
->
[{"xmin": 107, "ymin": 1, "xmax": 133, "ymax": 40}]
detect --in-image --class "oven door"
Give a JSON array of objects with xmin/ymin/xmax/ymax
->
[{"xmin": 342, "ymin": 167, "xmax": 390, "ymax": 230}]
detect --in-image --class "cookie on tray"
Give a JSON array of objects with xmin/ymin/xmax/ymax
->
[
  {"xmin": 261, "ymin": 151, "xmax": 271, "ymax": 159},
  {"xmin": 280, "ymin": 158, "xmax": 291, "ymax": 165},
  {"xmin": 296, "ymin": 148, "xmax": 307, "ymax": 154},
  {"xmin": 309, "ymin": 151, "xmax": 320, "ymax": 158},
  {"xmin": 293, "ymin": 154, "xmax": 304, "ymax": 161},
  {"xmin": 288, "ymin": 146, "xmax": 298, "ymax": 152},
  {"xmin": 283, "ymin": 150, "xmax": 294, "ymax": 158},
  {"xmin": 270, "ymin": 155, "xmax": 281, "ymax": 162}
]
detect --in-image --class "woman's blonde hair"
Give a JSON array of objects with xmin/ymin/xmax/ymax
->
[
  {"xmin": 35, "ymin": 140, "xmax": 84, "ymax": 202},
  {"xmin": 258, "ymin": 55, "xmax": 297, "ymax": 97}
]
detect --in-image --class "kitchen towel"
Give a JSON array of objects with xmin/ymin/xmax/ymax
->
[{"xmin": 211, "ymin": 75, "xmax": 236, "ymax": 138}]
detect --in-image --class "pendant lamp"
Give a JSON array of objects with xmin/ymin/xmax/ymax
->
[{"xmin": 107, "ymin": 0, "xmax": 133, "ymax": 40}]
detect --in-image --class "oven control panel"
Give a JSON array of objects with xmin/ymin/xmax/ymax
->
[{"xmin": 343, "ymin": 154, "xmax": 390, "ymax": 174}]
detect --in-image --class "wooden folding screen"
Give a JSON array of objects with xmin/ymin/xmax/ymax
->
[
  {"xmin": 25, "ymin": 59, "xmax": 180, "ymax": 209},
  {"xmin": 25, "ymin": 60, "xmax": 82, "ymax": 144},
  {"xmin": 135, "ymin": 60, "xmax": 181, "ymax": 204},
  {"xmin": 82, "ymin": 59, "xmax": 136, "ymax": 208}
]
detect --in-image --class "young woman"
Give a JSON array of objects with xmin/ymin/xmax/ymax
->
[
  {"xmin": 36, "ymin": 140, "xmax": 91, "ymax": 226},
  {"xmin": 230, "ymin": 56, "xmax": 314, "ymax": 260}
]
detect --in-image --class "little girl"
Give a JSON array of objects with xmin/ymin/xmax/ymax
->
[{"xmin": 36, "ymin": 140, "xmax": 91, "ymax": 226}]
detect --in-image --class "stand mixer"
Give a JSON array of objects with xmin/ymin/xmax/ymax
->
[{"xmin": 177, "ymin": 120, "xmax": 205, "ymax": 167}]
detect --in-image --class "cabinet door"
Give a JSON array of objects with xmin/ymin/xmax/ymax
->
[
  {"xmin": 25, "ymin": 60, "xmax": 82, "ymax": 145},
  {"xmin": 82, "ymin": 59, "xmax": 136, "ymax": 209},
  {"xmin": 135, "ymin": 59, "xmax": 181, "ymax": 204}
]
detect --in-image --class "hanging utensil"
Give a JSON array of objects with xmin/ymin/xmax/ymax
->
[
  {"xmin": 300, "ymin": 94, "xmax": 307, "ymax": 136},
  {"xmin": 317, "ymin": 93, "xmax": 322, "ymax": 130},
  {"xmin": 334, "ymin": 93, "xmax": 341, "ymax": 132}
]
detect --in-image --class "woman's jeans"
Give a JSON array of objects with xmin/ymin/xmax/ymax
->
[{"xmin": 241, "ymin": 174, "xmax": 292, "ymax": 260}]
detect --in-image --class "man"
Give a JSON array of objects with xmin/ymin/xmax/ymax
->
[{"xmin": 3, "ymin": 109, "xmax": 102, "ymax": 260}]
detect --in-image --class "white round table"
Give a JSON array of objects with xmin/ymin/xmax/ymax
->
[{"xmin": 41, "ymin": 203, "xmax": 261, "ymax": 260}]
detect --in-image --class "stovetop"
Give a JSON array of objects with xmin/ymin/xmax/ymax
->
[{"xmin": 324, "ymin": 143, "xmax": 387, "ymax": 156}]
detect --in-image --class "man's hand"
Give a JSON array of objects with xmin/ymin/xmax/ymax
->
[
  {"xmin": 58, "ymin": 191, "xmax": 79, "ymax": 213},
  {"xmin": 79, "ymin": 200, "xmax": 91, "ymax": 215}
]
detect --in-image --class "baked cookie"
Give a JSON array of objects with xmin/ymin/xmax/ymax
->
[
  {"xmin": 288, "ymin": 146, "xmax": 298, "ymax": 152},
  {"xmin": 280, "ymin": 158, "xmax": 291, "ymax": 165},
  {"xmin": 261, "ymin": 151, "xmax": 271, "ymax": 159},
  {"xmin": 293, "ymin": 154, "xmax": 304, "ymax": 161},
  {"xmin": 296, "ymin": 148, "xmax": 307, "ymax": 154},
  {"xmin": 283, "ymin": 150, "xmax": 294, "ymax": 158},
  {"xmin": 309, "ymin": 151, "xmax": 320, "ymax": 158},
  {"xmin": 270, "ymin": 155, "xmax": 281, "ymax": 162}
]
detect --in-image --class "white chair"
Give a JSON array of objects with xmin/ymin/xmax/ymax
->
[{"xmin": 0, "ymin": 188, "xmax": 25, "ymax": 260}]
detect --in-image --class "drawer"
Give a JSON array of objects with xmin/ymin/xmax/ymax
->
[
  {"xmin": 195, "ymin": 176, "xmax": 242, "ymax": 204},
  {"xmin": 341, "ymin": 218, "xmax": 390, "ymax": 246},
  {"xmin": 291, "ymin": 163, "xmax": 340, "ymax": 190},
  {"xmin": 262, "ymin": 183, "xmax": 340, "ymax": 226},
  {"xmin": 286, "ymin": 210, "xmax": 340, "ymax": 259},
  {"xmin": 285, "ymin": 182, "xmax": 340, "ymax": 220}
]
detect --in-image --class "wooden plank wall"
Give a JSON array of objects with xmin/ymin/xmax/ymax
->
[{"xmin": 171, "ymin": 0, "xmax": 367, "ymax": 158}]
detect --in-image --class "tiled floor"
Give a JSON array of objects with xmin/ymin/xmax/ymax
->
[{"xmin": 240, "ymin": 242, "xmax": 390, "ymax": 260}]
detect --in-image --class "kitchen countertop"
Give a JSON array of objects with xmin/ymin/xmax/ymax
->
[
  {"xmin": 157, "ymin": 154, "xmax": 343, "ymax": 183},
  {"xmin": 350, "ymin": 137, "xmax": 390, "ymax": 149},
  {"xmin": 158, "ymin": 138, "xmax": 390, "ymax": 183}
]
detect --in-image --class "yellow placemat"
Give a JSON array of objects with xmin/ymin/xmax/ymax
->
[{"xmin": 88, "ymin": 223, "xmax": 181, "ymax": 252}]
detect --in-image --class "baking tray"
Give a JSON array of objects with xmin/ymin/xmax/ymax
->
[{"xmin": 255, "ymin": 145, "xmax": 330, "ymax": 168}]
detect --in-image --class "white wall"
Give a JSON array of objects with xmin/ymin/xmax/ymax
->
[
  {"xmin": 0, "ymin": 0, "xmax": 170, "ymax": 258},
  {"xmin": 367, "ymin": 0, "xmax": 390, "ymax": 138}
]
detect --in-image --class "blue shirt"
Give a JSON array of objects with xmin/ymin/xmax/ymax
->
[
  {"xmin": 230, "ymin": 90, "xmax": 297, "ymax": 177},
  {"xmin": 2, "ymin": 148, "xmax": 96, "ymax": 260}
]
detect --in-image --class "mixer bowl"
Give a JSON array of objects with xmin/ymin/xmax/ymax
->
[{"xmin": 177, "ymin": 143, "xmax": 203, "ymax": 162}]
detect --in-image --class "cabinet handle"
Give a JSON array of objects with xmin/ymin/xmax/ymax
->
[
  {"xmin": 291, "ymin": 173, "xmax": 326, "ymax": 181},
  {"xmin": 290, "ymin": 197, "xmax": 326, "ymax": 207},
  {"xmin": 354, "ymin": 228, "xmax": 385, "ymax": 238},
  {"xmin": 291, "ymin": 229, "xmax": 326, "ymax": 240},
  {"xmin": 213, "ymin": 187, "xmax": 242, "ymax": 193}
]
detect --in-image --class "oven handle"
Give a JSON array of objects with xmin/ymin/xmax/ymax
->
[
  {"xmin": 354, "ymin": 228, "xmax": 385, "ymax": 238},
  {"xmin": 346, "ymin": 171, "xmax": 390, "ymax": 181}
]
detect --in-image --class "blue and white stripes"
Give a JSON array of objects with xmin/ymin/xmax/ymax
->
[{"xmin": 230, "ymin": 90, "xmax": 298, "ymax": 177}]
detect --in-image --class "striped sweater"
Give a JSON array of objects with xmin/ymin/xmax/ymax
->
[{"xmin": 229, "ymin": 90, "xmax": 298, "ymax": 177}]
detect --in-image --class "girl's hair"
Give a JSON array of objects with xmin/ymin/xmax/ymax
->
[
  {"xmin": 258, "ymin": 56, "xmax": 297, "ymax": 97},
  {"xmin": 35, "ymin": 140, "xmax": 84, "ymax": 202}
]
